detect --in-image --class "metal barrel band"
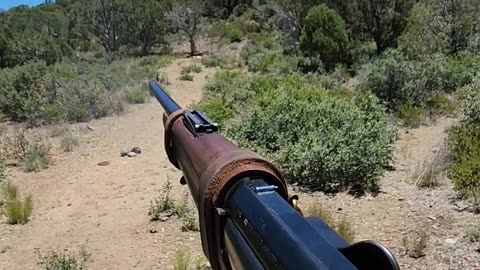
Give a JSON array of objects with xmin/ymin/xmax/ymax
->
[{"xmin": 163, "ymin": 109, "xmax": 187, "ymax": 169}]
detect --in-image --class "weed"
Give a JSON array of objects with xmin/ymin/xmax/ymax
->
[
  {"xmin": 148, "ymin": 178, "xmax": 176, "ymax": 221},
  {"xmin": 157, "ymin": 72, "xmax": 170, "ymax": 85},
  {"xmin": 181, "ymin": 65, "xmax": 202, "ymax": 75},
  {"xmin": 175, "ymin": 192, "xmax": 189, "ymax": 218},
  {"xmin": 2, "ymin": 181, "xmax": 18, "ymax": 201},
  {"xmin": 1, "ymin": 128, "xmax": 30, "ymax": 162},
  {"xmin": 4, "ymin": 192, "xmax": 33, "ymax": 225},
  {"xmin": 307, "ymin": 204, "xmax": 355, "ymax": 243},
  {"xmin": 125, "ymin": 86, "xmax": 149, "ymax": 104},
  {"xmin": 429, "ymin": 93, "xmax": 457, "ymax": 117},
  {"xmin": 467, "ymin": 225, "xmax": 480, "ymax": 242},
  {"xmin": 49, "ymin": 125, "xmax": 70, "ymax": 138},
  {"xmin": 60, "ymin": 133, "xmax": 79, "ymax": 153},
  {"xmin": 402, "ymin": 230, "xmax": 429, "ymax": 258},
  {"xmin": 411, "ymin": 145, "xmax": 450, "ymax": 188},
  {"xmin": 36, "ymin": 246, "xmax": 91, "ymax": 270},
  {"xmin": 173, "ymin": 249, "xmax": 190, "ymax": 270},
  {"xmin": 181, "ymin": 208, "xmax": 199, "ymax": 232},
  {"xmin": 336, "ymin": 216, "xmax": 355, "ymax": 244},
  {"xmin": 0, "ymin": 159, "xmax": 6, "ymax": 184},
  {"xmin": 399, "ymin": 104, "xmax": 425, "ymax": 128},
  {"xmin": 179, "ymin": 74, "xmax": 194, "ymax": 81},
  {"xmin": 23, "ymin": 144, "xmax": 50, "ymax": 172}
]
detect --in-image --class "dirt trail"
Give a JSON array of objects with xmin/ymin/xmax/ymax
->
[{"xmin": 0, "ymin": 58, "xmax": 215, "ymax": 270}]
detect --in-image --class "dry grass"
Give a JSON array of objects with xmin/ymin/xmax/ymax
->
[
  {"xmin": 2, "ymin": 182, "xmax": 33, "ymax": 225},
  {"xmin": 60, "ymin": 133, "xmax": 79, "ymax": 153},
  {"xmin": 411, "ymin": 145, "xmax": 450, "ymax": 188},
  {"xmin": 307, "ymin": 204, "xmax": 355, "ymax": 243},
  {"xmin": 0, "ymin": 128, "xmax": 30, "ymax": 162},
  {"xmin": 49, "ymin": 125, "xmax": 70, "ymax": 138},
  {"xmin": 172, "ymin": 249, "xmax": 190, "ymax": 270},
  {"xmin": 467, "ymin": 225, "xmax": 480, "ymax": 243},
  {"xmin": 402, "ymin": 230, "xmax": 429, "ymax": 258}
]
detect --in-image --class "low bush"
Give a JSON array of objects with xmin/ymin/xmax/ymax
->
[
  {"xmin": 194, "ymin": 98, "xmax": 234, "ymax": 128},
  {"xmin": 358, "ymin": 51, "xmax": 444, "ymax": 112},
  {"xmin": 398, "ymin": 104, "xmax": 426, "ymax": 128},
  {"xmin": 60, "ymin": 133, "xmax": 79, "ymax": 153},
  {"xmin": 179, "ymin": 74, "xmax": 194, "ymax": 81},
  {"xmin": 124, "ymin": 86, "xmax": 149, "ymax": 104},
  {"xmin": 428, "ymin": 93, "xmax": 457, "ymax": 117},
  {"xmin": 36, "ymin": 247, "xmax": 91, "ymax": 270},
  {"xmin": 2, "ymin": 182, "xmax": 33, "ymax": 225},
  {"xmin": 448, "ymin": 123, "xmax": 480, "ymax": 203},
  {"xmin": 458, "ymin": 77, "xmax": 480, "ymax": 124},
  {"xmin": 148, "ymin": 179, "xmax": 176, "ymax": 220},
  {"xmin": 442, "ymin": 54, "xmax": 480, "ymax": 93},
  {"xmin": 23, "ymin": 144, "xmax": 50, "ymax": 172},
  {"xmin": 227, "ymin": 76, "xmax": 394, "ymax": 192}
]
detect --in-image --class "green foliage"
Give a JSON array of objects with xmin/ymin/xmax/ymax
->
[
  {"xmin": 173, "ymin": 249, "xmax": 190, "ymax": 270},
  {"xmin": 300, "ymin": 4, "xmax": 349, "ymax": 71},
  {"xmin": 23, "ymin": 144, "xmax": 50, "ymax": 172},
  {"xmin": 36, "ymin": 247, "xmax": 91, "ymax": 270},
  {"xmin": 448, "ymin": 123, "xmax": 480, "ymax": 202},
  {"xmin": 181, "ymin": 64, "xmax": 202, "ymax": 74},
  {"xmin": 227, "ymin": 75, "xmax": 394, "ymax": 192},
  {"xmin": 398, "ymin": 105, "xmax": 426, "ymax": 128},
  {"xmin": 124, "ymin": 86, "xmax": 149, "ymax": 104},
  {"xmin": 467, "ymin": 225, "xmax": 480, "ymax": 242},
  {"xmin": 441, "ymin": 54, "xmax": 480, "ymax": 92},
  {"xmin": 194, "ymin": 98, "xmax": 234, "ymax": 128},
  {"xmin": 429, "ymin": 93, "xmax": 457, "ymax": 117},
  {"xmin": 179, "ymin": 74, "xmax": 194, "ymax": 81},
  {"xmin": 400, "ymin": 0, "xmax": 480, "ymax": 56},
  {"xmin": 0, "ymin": 63, "xmax": 47, "ymax": 122},
  {"xmin": 357, "ymin": 51, "xmax": 445, "ymax": 112},
  {"xmin": 148, "ymin": 179, "xmax": 176, "ymax": 220},
  {"xmin": 458, "ymin": 77, "xmax": 480, "ymax": 123},
  {"xmin": 2, "ymin": 182, "xmax": 32, "ymax": 225},
  {"xmin": 0, "ymin": 159, "xmax": 6, "ymax": 184}
]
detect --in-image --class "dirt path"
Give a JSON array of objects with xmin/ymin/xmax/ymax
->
[{"xmin": 0, "ymin": 58, "xmax": 215, "ymax": 270}]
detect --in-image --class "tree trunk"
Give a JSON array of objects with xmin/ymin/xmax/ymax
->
[{"xmin": 189, "ymin": 36, "xmax": 197, "ymax": 57}]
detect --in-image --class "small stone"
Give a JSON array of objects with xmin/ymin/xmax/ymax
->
[
  {"xmin": 86, "ymin": 125, "xmax": 95, "ymax": 131},
  {"xmin": 98, "ymin": 161, "xmax": 110, "ymax": 166},
  {"xmin": 67, "ymin": 203, "xmax": 72, "ymax": 207},
  {"xmin": 120, "ymin": 150, "xmax": 129, "ymax": 157},
  {"xmin": 445, "ymin": 238, "xmax": 457, "ymax": 245},
  {"xmin": 149, "ymin": 229, "xmax": 158, "ymax": 234},
  {"xmin": 131, "ymin": 147, "xmax": 142, "ymax": 154},
  {"xmin": 127, "ymin": 152, "xmax": 137, "ymax": 158}
]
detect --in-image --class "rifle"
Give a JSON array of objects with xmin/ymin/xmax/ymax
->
[{"xmin": 149, "ymin": 81, "xmax": 400, "ymax": 270}]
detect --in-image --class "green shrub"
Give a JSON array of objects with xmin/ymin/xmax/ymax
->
[
  {"xmin": 148, "ymin": 179, "xmax": 176, "ymax": 220},
  {"xmin": 227, "ymin": 80, "xmax": 394, "ymax": 192},
  {"xmin": 358, "ymin": 51, "xmax": 443, "ymax": 112},
  {"xmin": 0, "ymin": 159, "xmax": 6, "ymax": 183},
  {"xmin": 3, "ymin": 183, "xmax": 33, "ymax": 225},
  {"xmin": 225, "ymin": 24, "xmax": 243, "ymax": 43},
  {"xmin": 448, "ymin": 123, "xmax": 480, "ymax": 202},
  {"xmin": 42, "ymin": 104, "xmax": 64, "ymax": 124},
  {"xmin": 201, "ymin": 55, "xmax": 222, "ymax": 67},
  {"xmin": 23, "ymin": 144, "xmax": 50, "ymax": 172},
  {"xmin": 0, "ymin": 62, "xmax": 47, "ymax": 122},
  {"xmin": 194, "ymin": 98, "xmax": 234, "ymax": 128},
  {"xmin": 37, "ymin": 247, "xmax": 91, "ymax": 270},
  {"xmin": 300, "ymin": 4, "xmax": 349, "ymax": 71},
  {"xmin": 124, "ymin": 87, "xmax": 149, "ymax": 104},
  {"xmin": 179, "ymin": 74, "xmax": 194, "ymax": 81},
  {"xmin": 442, "ymin": 54, "xmax": 480, "ymax": 92},
  {"xmin": 172, "ymin": 250, "xmax": 190, "ymax": 270},
  {"xmin": 458, "ymin": 77, "xmax": 480, "ymax": 123},
  {"xmin": 429, "ymin": 93, "xmax": 457, "ymax": 117},
  {"xmin": 398, "ymin": 104, "xmax": 426, "ymax": 128}
]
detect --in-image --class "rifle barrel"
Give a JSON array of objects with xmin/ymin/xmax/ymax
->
[{"xmin": 149, "ymin": 81, "xmax": 181, "ymax": 116}]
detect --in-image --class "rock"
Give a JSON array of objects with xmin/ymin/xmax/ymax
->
[
  {"xmin": 67, "ymin": 203, "xmax": 72, "ymax": 207},
  {"xmin": 86, "ymin": 125, "xmax": 95, "ymax": 131},
  {"xmin": 149, "ymin": 229, "xmax": 158, "ymax": 234},
  {"xmin": 131, "ymin": 147, "xmax": 142, "ymax": 154},
  {"xmin": 120, "ymin": 150, "xmax": 129, "ymax": 157},
  {"xmin": 127, "ymin": 152, "xmax": 137, "ymax": 158},
  {"xmin": 98, "ymin": 161, "xmax": 110, "ymax": 166},
  {"xmin": 445, "ymin": 238, "xmax": 457, "ymax": 246}
]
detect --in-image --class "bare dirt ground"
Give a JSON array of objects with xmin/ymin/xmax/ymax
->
[{"xmin": 0, "ymin": 57, "xmax": 478, "ymax": 270}]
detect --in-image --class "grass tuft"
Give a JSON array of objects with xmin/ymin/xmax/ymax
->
[
  {"xmin": 173, "ymin": 249, "xmax": 190, "ymax": 270},
  {"xmin": 179, "ymin": 74, "xmax": 194, "ymax": 81},
  {"xmin": 3, "ymin": 182, "xmax": 33, "ymax": 225},
  {"xmin": 36, "ymin": 246, "xmax": 91, "ymax": 270},
  {"xmin": 307, "ymin": 204, "xmax": 355, "ymax": 243},
  {"xmin": 402, "ymin": 230, "xmax": 429, "ymax": 258},
  {"xmin": 23, "ymin": 144, "xmax": 50, "ymax": 172},
  {"xmin": 411, "ymin": 145, "xmax": 450, "ymax": 188},
  {"xmin": 60, "ymin": 133, "xmax": 79, "ymax": 153}
]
